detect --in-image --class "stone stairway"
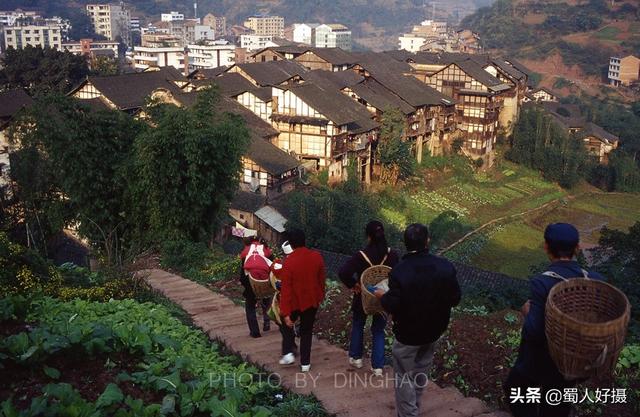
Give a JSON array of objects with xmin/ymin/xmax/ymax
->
[{"xmin": 137, "ymin": 269, "xmax": 510, "ymax": 417}]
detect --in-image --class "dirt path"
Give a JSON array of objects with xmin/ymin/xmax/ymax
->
[
  {"xmin": 438, "ymin": 194, "xmax": 575, "ymax": 256},
  {"xmin": 136, "ymin": 268, "xmax": 508, "ymax": 417}
]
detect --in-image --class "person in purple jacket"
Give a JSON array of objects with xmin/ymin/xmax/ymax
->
[
  {"xmin": 504, "ymin": 223, "xmax": 605, "ymax": 417},
  {"xmin": 338, "ymin": 220, "xmax": 399, "ymax": 376}
]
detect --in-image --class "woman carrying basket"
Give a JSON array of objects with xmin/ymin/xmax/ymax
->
[
  {"xmin": 338, "ymin": 220, "xmax": 399, "ymax": 376},
  {"xmin": 504, "ymin": 223, "xmax": 605, "ymax": 417},
  {"xmin": 239, "ymin": 235, "xmax": 274, "ymax": 338}
]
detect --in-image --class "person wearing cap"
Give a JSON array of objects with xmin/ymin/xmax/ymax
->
[
  {"xmin": 239, "ymin": 235, "xmax": 273, "ymax": 338},
  {"xmin": 504, "ymin": 223, "xmax": 605, "ymax": 417},
  {"xmin": 338, "ymin": 220, "xmax": 399, "ymax": 376},
  {"xmin": 277, "ymin": 228, "xmax": 326, "ymax": 372}
]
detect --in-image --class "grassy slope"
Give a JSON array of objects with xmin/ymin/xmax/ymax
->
[{"xmin": 382, "ymin": 156, "xmax": 639, "ymax": 278}]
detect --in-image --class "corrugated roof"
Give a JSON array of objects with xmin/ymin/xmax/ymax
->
[{"xmin": 255, "ymin": 205, "xmax": 288, "ymax": 233}]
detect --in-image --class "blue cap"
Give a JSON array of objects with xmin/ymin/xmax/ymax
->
[{"xmin": 544, "ymin": 223, "xmax": 579, "ymax": 246}]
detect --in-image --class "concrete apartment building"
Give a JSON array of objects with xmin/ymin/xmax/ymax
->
[
  {"xmin": 4, "ymin": 23, "xmax": 62, "ymax": 50},
  {"xmin": 399, "ymin": 20, "xmax": 448, "ymax": 52},
  {"xmin": 240, "ymin": 34, "xmax": 276, "ymax": 51},
  {"xmin": 161, "ymin": 11, "xmax": 184, "ymax": 22},
  {"xmin": 0, "ymin": 10, "xmax": 39, "ymax": 26},
  {"xmin": 202, "ymin": 13, "xmax": 226, "ymax": 38},
  {"xmin": 188, "ymin": 41, "xmax": 235, "ymax": 71},
  {"xmin": 133, "ymin": 34, "xmax": 185, "ymax": 71},
  {"xmin": 62, "ymin": 38, "xmax": 120, "ymax": 57},
  {"xmin": 314, "ymin": 24, "xmax": 352, "ymax": 50},
  {"xmin": 243, "ymin": 15, "xmax": 284, "ymax": 38},
  {"xmin": 86, "ymin": 3, "xmax": 131, "ymax": 44},
  {"xmin": 293, "ymin": 23, "xmax": 319, "ymax": 45},
  {"xmin": 608, "ymin": 55, "xmax": 640, "ymax": 87}
]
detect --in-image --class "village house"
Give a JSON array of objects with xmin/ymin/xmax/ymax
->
[
  {"xmin": 539, "ymin": 102, "xmax": 619, "ymax": 164},
  {"xmin": 250, "ymin": 43, "xmax": 310, "ymax": 62},
  {"xmin": 224, "ymin": 60, "xmax": 308, "ymax": 87},
  {"xmin": 294, "ymin": 47, "xmax": 355, "ymax": 72},
  {"xmin": 0, "ymin": 88, "xmax": 33, "ymax": 186},
  {"xmin": 525, "ymin": 87, "xmax": 559, "ymax": 103},
  {"xmin": 269, "ymin": 81, "xmax": 378, "ymax": 183},
  {"xmin": 608, "ymin": 55, "xmax": 640, "ymax": 87}
]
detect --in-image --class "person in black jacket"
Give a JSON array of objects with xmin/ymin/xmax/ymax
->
[
  {"xmin": 338, "ymin": 220, "xmax": 399, "ymax": 375},
  {"xmin": 375, "ymin": 223, "xmax": 460, "ymax": 417}
]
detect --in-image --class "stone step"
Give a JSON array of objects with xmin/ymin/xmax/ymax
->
[{"xmin": 142, "ymin": 268, "xmax": 503, "ymax": 417}]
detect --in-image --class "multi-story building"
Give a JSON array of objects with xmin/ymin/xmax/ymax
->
[
  {"xmin": 0, "ymin": 10, "xmax": 39, "ymax": 26},
  {"xmin": 3, "ymin": 23, "xmax": 62, "ymax": 50},
  {"xmin": 240, "ymin": 34, "xmax": 276, "ymax": 51},
  {"xmin": 202, "ymin": 13, "xmax": 226, "ymax": 38},
  {"xmin": 86, "ymin": 3, "xmax": 131, "ymax": 44},
  {"xmin": 133, "ymin": 34, "xmax": 185, "ymax": 72},
  {"xmin": 243, "ymin": 15, "xmax": 284, "ymax": 38},
  {"xmin": 608, "ymin": 55, "xmax": 640, "ymax": 87},
  {"xmin": 161, "ymin": 11, "xmax": 184, "ymax": 22},
  {"xmin": 187, "ymin": 41, "xmax": 235, "ymax": 71},
  {"xmin": 314, "ymin": 24, "xmax": 351, "ymax": 50},
  {"xmin": 292, "ymin": 23, "xmax": 319, "ymax": 45},
  {"xmin": 399, "ymin": 20, "xmax": 447, "ymax": 53},
  {"xmin": 62, "ymin": 38, "xmax": 120, "ymax": 57}
]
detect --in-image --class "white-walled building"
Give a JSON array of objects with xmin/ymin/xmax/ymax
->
[
  {"xmin": 188, "ymin": 41, "xmax": 235, "ymax": 70},
  {"xmin": 293, "ymin": 23, "xmax": 318, "ymax": 45},
  {"xmin": 0, "ymin": 10, "xmax": 39, "ymax": 26},
  {"xmin": 161, "ymin": 11, "xmax": 184, "ymax": 22},
  {"xmin": 240, "ymin": 34, "xmax": 277, "ymax": 51},
  {"xmin": 62, "ymin": 38, "xmax": 120, "ymax": 57},
  {"xmin": 3, "ymin": 23, "xmax": 62, "ymax": 50},
  {"xmin": 133, "ymin": 45, "xmax": 185, "ymax": 71},
  {"xmin": 86, "ymin": 3, "xmax": 131, "ymax": 44},
  {"xmin": 314, "ymin": 24, "xmax": 351, "ymax": 50}
]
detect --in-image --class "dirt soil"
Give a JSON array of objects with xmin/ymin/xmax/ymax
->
[{"xmin": 210, "ymin": 275, "xmax": 639, "ymax": 416}]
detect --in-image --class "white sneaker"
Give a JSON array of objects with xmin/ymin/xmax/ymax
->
[
  {"xmin": 279, "ymin": 353, "xmax": 295, "ymax": 365},
  {"xmin": 349, "ymin": 357, "xmax": 364, "ymax": 369},
  {"xmin": 371, "ymin": 368, "xmax": 383, "ymax": 377},
  {"xmin": 301, "ymin": 364, "xmax": 311, "ymax": 372}
]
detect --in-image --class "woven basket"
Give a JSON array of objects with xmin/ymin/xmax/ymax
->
[
  {"xmin": 545, "ymin": 278, "xmax": 630, "ymax": 380},
  {"xmin": 269, "ymin": 271, "xmax": 281, "ymax": 291},
  {"xmin": 360, "ymin": 265, "xmax": 392, "ymax": 315},
  {"xmin": 248, "ymin": 272, "xmax": 275, "ymax": 299}
]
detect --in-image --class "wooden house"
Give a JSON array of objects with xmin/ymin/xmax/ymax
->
[
  {"xmin": 224, "ymin": 60, "xmax": 307, "ymax": 87},
  {"xmin": 0, "ymin": 88, "xmax": 34, "ymax": 186},
  {"xmin": 270, "ymin": 81, "xmax": 378, "ymax": 183},
  {"xmin": 294, "ymin": 48, "xmax": 355, "ymax": 72}
]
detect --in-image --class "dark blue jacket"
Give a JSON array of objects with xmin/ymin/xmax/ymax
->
[
  {"xmin": 381, "ymin": 250, "xmax": 461, "ymax": 346},
  {"xmin": 513, "ymin": 260, "xmax": 605, "ymax": 383}
]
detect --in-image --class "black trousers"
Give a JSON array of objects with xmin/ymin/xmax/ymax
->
[
  {"xmin": 504, "ymin": 368, "xmax": 575, "ymax": 417},
  {"xmin": 244, "ymin": 289, "xmax": 271, "ymax": 336},
  {"xmin": 280, "ymin": 307, "xmax": 317, "ymax": 365}
]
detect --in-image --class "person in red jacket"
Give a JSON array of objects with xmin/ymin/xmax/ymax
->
[{"xmin": 278, "ymin": 228, "xmax": 326, "ymax": 372}]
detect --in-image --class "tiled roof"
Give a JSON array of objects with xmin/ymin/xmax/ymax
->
[
  {"xmin": 73, "ymin": 67, "xmax": 187, "ymax": 111},
  {"xmin": 284, "ymin": 82, "xmax": 377, "ymax": 132},
  {"xmin": 235, "ymin": 60, "xmax": 308, "ymax": 86},
  {"xmin": 210, "ymin": 73, "xmax": 257, "ymax": 96},
  {"xmin": 300, "ymin": 69, "xmax": 363, "ymax": 90},
  {"xmin": 230, "ymin": 191, "xmax": 266, "ymax": 212},
  {"xmin": 0, "ymin": 88, "xmax": 33, "ymax": 120},
  {"xmin": 350, "ymin": 79, "xmax": 416, "ymax": 115},
  {"xmin": 301, "ymin": 47, "xmax": 355, "ymax": 65}
]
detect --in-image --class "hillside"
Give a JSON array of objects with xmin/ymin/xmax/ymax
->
[
  {"xmin": 461, "ymin": 0, "xmax": 640, "ymax": 101},
  {"xmin": 4, "ymin": 0, "xmax": 487, "ymax": 50}
]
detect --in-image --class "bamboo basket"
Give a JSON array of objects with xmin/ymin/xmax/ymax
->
[
  {"xmin": 269, "ymin": 271, "xmax": 281, "ymax": 291},
  {"xmin": 248, "ymin": 272, "xmax": 276, "ymax": 299},
  {"xmin": 545, "ymin": 278, "xmax": 630, "ymax": 380},
  {"xmin": 267, "ymin": 293, "xmax": 282, "ymax": 325},
  {"xmin": 360, "ymin": 265, "xmax": 392, "ymax": 315}
]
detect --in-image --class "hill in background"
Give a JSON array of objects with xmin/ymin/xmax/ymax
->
[{"xmin": 461, "ymin": 0, "xmax": 640, "ymax": 102}]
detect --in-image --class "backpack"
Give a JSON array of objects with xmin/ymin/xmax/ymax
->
[{"xmin": 243, "ymin": 243, "xmax": 272, "ymax": 278}]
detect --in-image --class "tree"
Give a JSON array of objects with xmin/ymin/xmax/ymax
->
[
  {"xmin": 377, "ymin": 108, "xmax": 415, "ymax": 185},
  {"xmin": 0, "ymin": 46, "xmax": 89, "ymax": 95},
  {"xmin": 8, "ymin": 95, "xmax": 144, "ymax": 263},
  {"xmin": 91, "ymin": 56, "xmax": 120, "ymax": 76},
  {"xmin": 133, "ymin": 89, "xmax": 249, "ymax": 243}
]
